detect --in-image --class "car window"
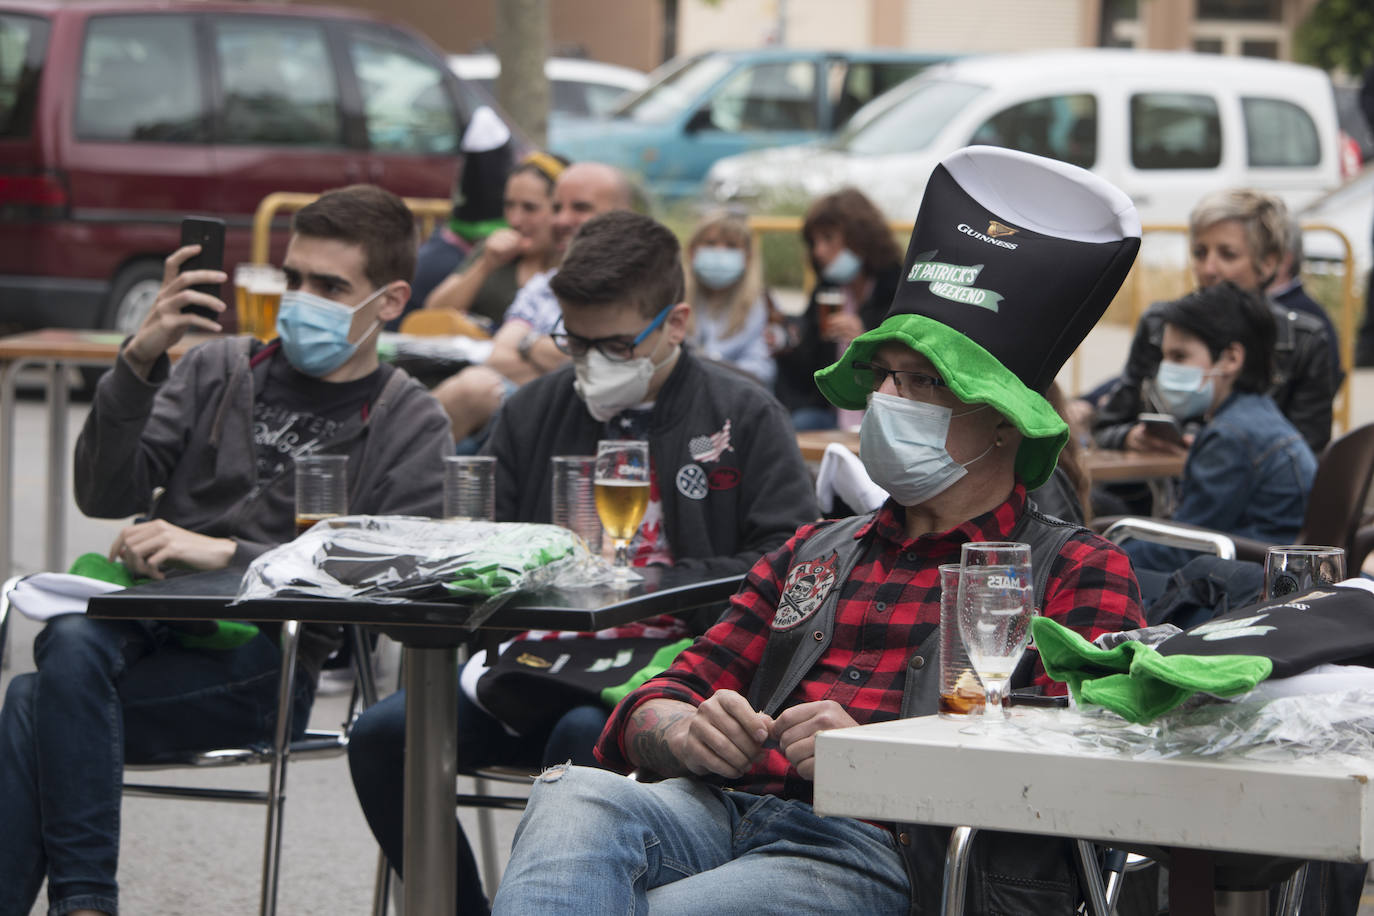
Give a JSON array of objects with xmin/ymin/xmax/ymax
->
[
  {"xmin": 705, "ymin": 61, "xmax": 817, "ymax": 133},
  {"xmin": 1131, "ymin": 93, "xmax": 1222, "ymax": 170},
  {"xmin": 349, "ymin": 36, "xmax": 458, "ymax": 154},
  {"xmin": 583, "ymin": 82, "xmax": 634, "ymax": 118},
  {"xmin": 551, "ymin": 79, "xmax": 589, "ymax": 117},
  {"xmin": 839, "ymin": 79, "xmax": 985, "ymax": 155},
  {"xmin": 830, "ymin": 61, "xmax": 935, "ymax": 129},
  {"xmin": 618, "ymin": 54, "xmax": 733, "ymax": 124},
  {"xmin": 969, "ymin": 94, "xmax": 1097, "ymax": 169},
  {"xmin": 212, "ymin": 18, "xmax": 340, "ymax": 145},
  {"xmin": 1242, "ymin": 96, "xmax": 1319, "ymax": 168},
  {"xmin": 76, "ymin": 15, "xmax": 204, "ymax": 142},
  {"xmin": 0, "ymin": 13, "xmax": 46, "ymax": 139}
]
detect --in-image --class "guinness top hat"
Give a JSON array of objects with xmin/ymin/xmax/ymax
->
[{"xmin": 815, "ymin": 146, "xmax": 1141, "ymax": 488}]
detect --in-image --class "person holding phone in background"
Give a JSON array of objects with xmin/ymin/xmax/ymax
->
[
  {"xmin": 1122, "ymin": 282, "xmax": 1316, "ymax": 580},
  {"xmin": 0, "ymin": 185, "xmax": 451, "ymax": 916}
]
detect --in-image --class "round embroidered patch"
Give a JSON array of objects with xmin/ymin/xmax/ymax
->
[{"xmin": 675, "ymin": 463, "xmax": 709, "ymax": 500}]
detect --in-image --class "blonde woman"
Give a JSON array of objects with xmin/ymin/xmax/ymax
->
[{"xmin": 683, "ymin": 211, "xmax": 776, "ymax": 387}]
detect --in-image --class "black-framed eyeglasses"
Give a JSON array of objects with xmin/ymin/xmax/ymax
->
[
  {"xmin": 851, "ymin": 360, "xmax": 950, "ymax": 398},
  {"xmin": 550, "ymin": 304, "xmax": 673, "ymax": 362}
]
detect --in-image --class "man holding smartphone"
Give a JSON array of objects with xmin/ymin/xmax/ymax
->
[{"xmin": 0, "ymin": 185, "xmax": 452, "ymax": 916}]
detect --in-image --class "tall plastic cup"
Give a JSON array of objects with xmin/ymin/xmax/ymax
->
[
  {"xmin": 443, "ymin": 455, "xmax": 496, "ymax": 521},
  {"xmin": 550, "ymin": 455, "xmax": 604, "ymax": 555},
  {"xmin": 938, "ymin": 562, "xmax": 986, "ymax": 717},
  {"xmin": 294, "ymin": 454, "xmax": 348, "ymax": 537}
]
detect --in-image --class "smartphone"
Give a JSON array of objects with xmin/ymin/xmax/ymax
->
[
  {"xmin": 179, "ymin": 216, "xmax": 226, "ymax": 320},
  {"xmin": 1137, "ymin": 411, "xmax": 1185, "ymax": 445}
]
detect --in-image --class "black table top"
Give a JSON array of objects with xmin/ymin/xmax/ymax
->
[{"xmin": 86, "ymin": 566, "xmax": 745, "ymax": 647}]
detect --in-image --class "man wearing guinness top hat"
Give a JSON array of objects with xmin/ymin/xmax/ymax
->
[{"xmin": 489, "ymin": 148, "xmax": 1147, "ymax": 915}]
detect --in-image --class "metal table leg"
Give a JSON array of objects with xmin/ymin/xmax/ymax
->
[
  {"xmin": 402, "ymin": 644, "xmax": 458, "ymax": 916},
  {"xmin": 941, "ymin": 826, "xmax": 978, "ymax": 916},
  {"xmin": 46, "ymin": 360, "xmax": 68, "ymax": 573}
]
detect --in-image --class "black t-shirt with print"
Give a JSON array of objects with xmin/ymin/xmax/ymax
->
[{"xmin": 253, "ymin": 351, "xmax": 385, "ymax": 482}]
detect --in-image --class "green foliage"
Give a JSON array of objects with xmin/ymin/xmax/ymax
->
[{"xmin": 1294, "ymin": 0, "xmax": 1374, "ymax": 74}]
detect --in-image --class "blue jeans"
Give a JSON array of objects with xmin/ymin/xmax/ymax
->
[
  {"xmin": 347, "ymin": 675, "xmax": 609, "ymax": 916},
  {"xmin": 491, "ymin": 766, "xmax": 910, "ymax": 914},
  {"xmin": 0, "ymin": 614, "xmax": 311, "ymax": 916}
]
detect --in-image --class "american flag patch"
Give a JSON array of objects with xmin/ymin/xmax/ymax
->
[{"xmin": 689, "ymin": 419, "xmax": 733, "ymax": 464}]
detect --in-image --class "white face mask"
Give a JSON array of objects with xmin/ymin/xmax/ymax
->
[
  {"xmin": 573, "ymin": 345, "xmax": 678, "ymax": 422},
  {"xmin": 859, "ymin": 392, "xmax": 992, "ymax": 506}
]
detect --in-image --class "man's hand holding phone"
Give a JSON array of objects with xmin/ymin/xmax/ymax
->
[{"xmin": 122, "ymin": 245, "xmax": 227, "ymax": 380}]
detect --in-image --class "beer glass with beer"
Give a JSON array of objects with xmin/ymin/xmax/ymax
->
[
  {"xmin": 234, "ymin": 264, "xmax": 286, "ymax": 342},
  {"xmin": 294, "ymin": 454, "xmax": 348, "ymax": 536},
  {"xmin": 815, "ymin": 288, "xmax": 845, "ymax": 338},
  {"xmin": 593, "ymin": 439, "xmax": 650, "ymax": 582}
]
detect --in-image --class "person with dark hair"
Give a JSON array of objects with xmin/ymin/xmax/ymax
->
[
  {"xmin": 347, "ymin": 210, "xmax": 819, "ymax": 915},
  {"xmin": 1092, "ymin": 188, "xmax": 1336, "ymax": 455},
  {"xmin": 774, "ymin": 187, "xmax": 902, "ymax": 430},
  {"xmin": 422, "ymin": 151, "xmax": 569, "ymax": 328},
  {"xmin": 0, "ymin": 184, "xmax": 452, "ymax": 916},
  {"xmin": 1124, "ymin": 281, "xmax": 1317, "ymax": 577},
  {"xmin": 429, "ymin": 161, "xmax": 635, "ymax": 445}
]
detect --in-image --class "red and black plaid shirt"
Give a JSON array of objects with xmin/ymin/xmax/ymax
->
[{"xmin": 595, "ymin": 484, "xmax": 1144, "ymax": 801}]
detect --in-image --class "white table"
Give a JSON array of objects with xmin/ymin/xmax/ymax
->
[
  {"xmin": 815, "ymin": 713, "xmax": 1374, "ymax": 860},
  {"xmin": 814, "ymin": 713, "xmax": 1374, "ymax": 914}
]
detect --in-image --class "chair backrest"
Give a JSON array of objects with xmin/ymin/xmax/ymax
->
[
  {"xmin": 1298, "ymin": 422, "xmax": 1374, "ymax": 555},
  {"xmin": 399, "ymin": 309, "xmax": 491, "ymax": 339}
]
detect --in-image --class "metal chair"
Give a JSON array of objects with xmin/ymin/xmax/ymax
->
[
  {"xmin": 1095, "ymin": 421, "xmax": 1374, "ymax": 569},
  {"xmin": 940, "ymin": 828, "xmax": 1308, "ymax": 916},
  {"xmin": 123, "ymin": 622, "xmax": 380, "ymax": 916}
]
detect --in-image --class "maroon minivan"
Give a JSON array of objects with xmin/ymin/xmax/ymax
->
[{"xmin": 0, "ymin": 0, "xmax": 480, "ymax": 333}]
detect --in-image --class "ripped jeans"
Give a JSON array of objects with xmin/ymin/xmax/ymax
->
[{"xmin": 491, "ymin": 765, "xmax": 910, "ymax": 914}]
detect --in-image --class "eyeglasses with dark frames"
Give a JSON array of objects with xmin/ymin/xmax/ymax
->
[
  {"xmin": 550, "ymin": 304, "xmax": 673, "ymax": 362},
  {"xmin": 851, "ymin": 359, "xmax": 950, "ymax": 398}
]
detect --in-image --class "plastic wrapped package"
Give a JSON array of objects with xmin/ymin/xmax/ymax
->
[
  {"xmin": 991, "ymin": 672, "xmax": 1374, "ymax": 764},
  {"xmin": 233, "ymin": 516, "xmax": 619, "ymax": 615}
]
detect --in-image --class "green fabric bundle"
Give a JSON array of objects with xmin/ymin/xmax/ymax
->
[
  {"xmin": 68, "ymin": 553, "xmax": 260, "ymax": 651},
  {"xmin": 443, "ymin": 525, "xmax": 579, "ymax": 599},
  {"xmin": 1031, "ymin": 617, "xmax": 1273, "ymax": 724}
]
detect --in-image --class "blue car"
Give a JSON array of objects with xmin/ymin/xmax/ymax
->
[{"xmin": 548, "ymin": 48, "xmax": 951, "ymax": 202}]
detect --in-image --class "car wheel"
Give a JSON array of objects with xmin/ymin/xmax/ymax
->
[{"xmin": 106, "ymin": 260, "xmax": 165, "ymax": 335}]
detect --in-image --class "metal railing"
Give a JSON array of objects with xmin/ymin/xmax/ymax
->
[{"xmin": 250, "ymin": 192, "xmax": 452, "ymax": 265}]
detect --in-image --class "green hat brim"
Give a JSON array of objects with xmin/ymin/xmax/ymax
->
[{"xmin": 814, "ymin": 314, "xmax": 1068, "ymax": 489}]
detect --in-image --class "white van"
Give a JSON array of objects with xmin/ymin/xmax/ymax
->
[{"xmin": 705, "ymin": 49, "xmax": 1344, "ymax": 229}]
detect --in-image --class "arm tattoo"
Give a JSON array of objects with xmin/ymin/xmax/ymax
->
[{"xmin": 627, "ymin": 704, "xmax": 693, "ymax": 778}]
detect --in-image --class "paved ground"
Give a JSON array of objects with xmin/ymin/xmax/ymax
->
[{"xmin": 3, "ymin": 322, "xmax": 1374, "ymax": 914}]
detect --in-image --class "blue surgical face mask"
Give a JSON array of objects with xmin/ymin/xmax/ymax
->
[
  {"xmin": 692, "ymin": 246, "xmax": 746, "ymax": 291},
  {"xmin": 821, "ymin": 247, "xmax": 862, "ymax": 285},
  {"xmin": 859, "ymin": 392, "xmax": 992, "ymax": 506},
  {"xmin": 1154, "ymin": 360, "xmax": 1214, "ymax": 420},
  {"xmin": 276, "ymin": 286, "xmax": 386, "ymax": 378}
]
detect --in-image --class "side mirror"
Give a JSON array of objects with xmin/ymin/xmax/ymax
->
[{"xmin": 685, "ymin": 108, "xmax": 714, "ymax": 133}]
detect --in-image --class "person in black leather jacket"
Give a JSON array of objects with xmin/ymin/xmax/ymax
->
[{"xmin": 1093, "ymin": 188, "xmax": 1335, "ymax": 454}]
